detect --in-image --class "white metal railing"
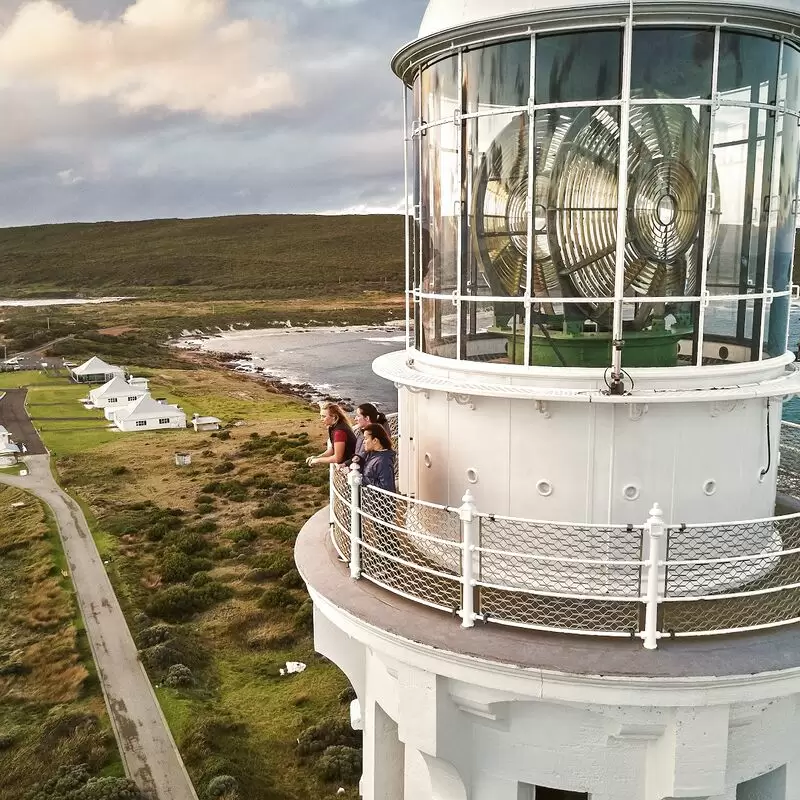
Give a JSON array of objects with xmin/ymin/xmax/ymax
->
[{"xmin": 323, "ymin": 418, "xmax": 800, "ymax": 648}]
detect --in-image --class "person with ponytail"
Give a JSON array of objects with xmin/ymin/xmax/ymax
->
[
  {"xmin": 306, "ymin": 401, "xmax": 357, "ymax": 467},
  {"xmin": 351, "ymin": 402, "xmax": 391, "ymax": 466}
]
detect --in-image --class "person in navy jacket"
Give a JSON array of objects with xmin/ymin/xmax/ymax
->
[{"xmin": 360, "ymin": 423, "xmax": 396, "ymax": 492}]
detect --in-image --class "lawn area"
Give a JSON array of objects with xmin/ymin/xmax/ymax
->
[
  {"xmin": 0, "ymin": 485, "xmax": 124, "ymax": 799},
  {"xmin": 43, "ymin": 366, "xmax": 360, "ymax": 799}
]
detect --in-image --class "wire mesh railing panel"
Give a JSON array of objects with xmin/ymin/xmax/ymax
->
[
  {"xmin": 479, "ymin": 588, "xmax": 640, "ymax": 634},
  {"xmin": 386, "ymin": 413, "xmax": 399, "ymax": 439},
  {"xmin": 359, "ymin": 485, "xmax": 462, "ymax": 611},
  {"xmin": 478, "ymin": 516, "xmax": 644, "ymax": 598},
  {"xmin": 664, "ymin": 515, "xmax": 800, "ymax": 599},
  {"xmin": 778, "ymin": 422, "xmax": 800, "ymax": 499},
  {"xmin": 663, "ymin": 588, "xmax": 800, "ymax": 635},
  {"xmin": 330, "ymin": 468, "xmax": 352, "ymax": 561}
]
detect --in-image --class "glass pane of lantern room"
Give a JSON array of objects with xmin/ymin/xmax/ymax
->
[
  {"xmin": 707, "ymin": 106, "xmax": 769, "ymax": 299},
  {"xmin": 631, "ymin": 28, "xmax": 714, "ymax": 99},
  {"xmin": 704, "ymin": 297, "xmax": 756, "ymax": 363},
  {"xmin": 420, "ymin": 121, "xmax": 459, "ymax": 357},
  {"xmin": 462, "ymin": 298, "xmax": 525, "ymax": 363},
  {"xmin": 421, "ymin": 56, "xmax": 460, "ymax": 125},
  {"xmin": 464, "ymin": 39, "xmax": 531, "ymax": 113},
  {"xmin": 529, "ymin": 106, "xmax": 620, "ymax": 367},
  {"xmin": 534, "ymin": 29, "xmax": 622, "ymax": 104},
  {"xmin": 767, "ymin": 43, "xmax": 800, "ymax": 357},
  {"xmin": 622, "ymin": 103, "xmax": 710, "ymax": 368},
  {"xmin": 464, "ymin": 112, "xmax": 529, "ymax": 301}
]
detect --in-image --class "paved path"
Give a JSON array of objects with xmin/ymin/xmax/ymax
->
[
  {"xmin": 0, "ymin": 389, "xmax": 48, "ymax": 455},
  {"xmin": 0, "ymin": 456, "xmax": 198, "ymax": 800}
]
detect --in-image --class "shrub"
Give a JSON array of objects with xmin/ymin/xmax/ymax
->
[
  {"xmin": 258, "ymin": 586, "xmax": 300, "ymax": 611},
  {"xmin": 110, "ymin": 465, "xmax": 128, "ymax": 476},
  {"xmin": 213, "ymin": 461, "xmax": 235, "ymax": 475},
  {"xmin": 160, "ymin": 550, "xmax": 192, "ymax": 583},
  {"xmin": 225, "ymin": 527, "xmax": 258, "ymax": 544},
  {"xmin": 195, "ymin": 494, "xmax": 215, "ymax": 505},
  {"xmin": 280, "ymin": 568, "xmax": 304, "ymax": 589},
  {"xmin": 165, "ymin": 530, "xmax": 206, "ymax": 555},
  {"xmin": 293, "ymin": 599, "xmax": 314, "ymax": 633},
  {"xmin": 252, "ymin": 501, "xmax": 292, "ymax": 518},
  {"xmin": 195, "ymin": 520, "xmax": 218, "ymax": 535},
  {"xmin": 136, "ymin": 624, "xmax": 173, "ymax": 649},
  {"xmin": 139, "ymin": 643, "xmax": 184, "ymax": 672},
  {"xmin": 0, "ymin": 731, "xmax": 16, "ymax": 750},
  {"xmin": 296, "ymin": 717, "xmax": 361, "ymax": 756},
  {"xmin": 146, "ymin": 586, "xmax": 197, "ymax": 621},
  {"xmin": 189, "ymin": 571, "xmax": 212, "ymax": 588},
  {"xmin": 206, "ymin": 775, "xmax": 238, "ymax": 799},
  {"xmin": 281, "ymin": 448, "xmax": 308, "ymax": 463},
  {"xmin": 164, "ymin": 663, "xmax": 194, "ymax": 688},
  {"xmin": 317, "ymin": 745, "xmax": 362, "ymax": 783},
  {"xmin": 263, "ymin": 522, "xmax": 299, "ymax": 542},
  {"xmin": 338, "ymin": 686, "xmax": 357, "ymax": 705},
  {"xmin": 196, "ymin": 503, "xmax": 215, "ymax": 515},
  {"xmin": 252, "ymin": 551, "xmax": 293, "ymax": 578},
  {"xmin": 201, "ymin": 482, "xmax": 221, "ymax": 493}
]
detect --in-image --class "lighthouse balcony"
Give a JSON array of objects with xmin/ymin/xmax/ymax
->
[{"xmin": 321, "ymin": 420, "xmax": 800, "ymax": 649}]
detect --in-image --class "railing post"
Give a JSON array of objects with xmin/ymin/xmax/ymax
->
[
  {"xmin": 459, "ymin": 489, "xmax": 478, "ymax": 629},
  {"xmin": 348, "ymin": 463, "xmax": 363, "ymax": 580},
  {"xmin": 329, "ymin": 465, "xmax": 335, "ymax": 529},
  {"xmin": 643, "ymin": 502, "xmax": 665, "ymax": 650}
]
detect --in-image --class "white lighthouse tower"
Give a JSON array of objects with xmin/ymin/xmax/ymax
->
[{"xmin": 296, "ymin": 0, "xmax": 800, "ymax": 797}]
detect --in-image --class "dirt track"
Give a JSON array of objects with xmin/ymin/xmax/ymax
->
[
  {"xmin": 0, "ymin": 389, "xmax": 47, "ymax": 455},
  {"xmin": 0, "ymin": 456, "xmax": 198, "ymax": 800}
]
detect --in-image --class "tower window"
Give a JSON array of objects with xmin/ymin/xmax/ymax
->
[{"xmin": 518, "ymin": 784, "xmax": 588, "ymax": 800}]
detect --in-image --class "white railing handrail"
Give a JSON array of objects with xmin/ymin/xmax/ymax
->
[{"xmin": 323, "ymin": 423, "xmax": 800, "ymax": 647}]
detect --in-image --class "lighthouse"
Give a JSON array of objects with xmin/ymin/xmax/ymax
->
[{"xmin": 295, "ymin": 0, "xmax": 800, "ymax": 797}]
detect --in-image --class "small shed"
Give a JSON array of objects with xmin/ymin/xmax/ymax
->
[
  {"xmin": 192, "ymin": 415, "xmax": 222, "ymax": 432},
  {"xmin": 70, "ymin": 357, "xmax": 126, "ymax": 384},
  {"xmin": 175, "ymin": 452, "xmax": 192, "ymax": 466}
]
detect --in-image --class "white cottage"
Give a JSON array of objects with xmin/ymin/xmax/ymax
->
[
  {"xmin": 88, "ymin": 376, "xmax": 147, "ymax": 416},
  {"xmin": 110, "ymin": 395, "xmax": 186, "ymax": 432},
  {"xmin": 70, "ymin": 357, "xmax": 126, "ymax": 384},
  {"xmin": 0, "ymin": 425, "xmax": 20, "ymax": 464}
]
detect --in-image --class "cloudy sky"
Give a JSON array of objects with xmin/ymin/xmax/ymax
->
[{"xmin": 0, "ymin": 0, "xmax": 427, "ymax": 227}]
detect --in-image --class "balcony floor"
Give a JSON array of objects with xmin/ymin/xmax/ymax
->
[{"xmin": 296, "ymin": 507, "xmax": 800, "ymax": 679}]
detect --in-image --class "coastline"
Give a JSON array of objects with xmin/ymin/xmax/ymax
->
[{"xmin": 173, "ymin": 321, "xmax": 406, "ymax": 412}]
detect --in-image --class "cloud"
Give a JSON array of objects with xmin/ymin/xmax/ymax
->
[{"xmin": 0, "ymin": 0, "xmax": 295, "ymax": 117}]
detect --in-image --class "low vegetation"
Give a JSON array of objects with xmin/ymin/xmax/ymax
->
[
  {"xmin": 0, "ymin": 214, "xmax": 404, "ymax": 297},
  {"xmin": 0, "ymin": 486, "xmax": 126, "ymax": 800},
  {"xmin": 19, "ymin": 368, "xmax": 361, "ymax": 799}
]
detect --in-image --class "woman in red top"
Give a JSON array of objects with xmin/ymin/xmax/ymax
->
[{"xmin": 306, "ymin": 402, "xmax": 357, "ymax": 467}]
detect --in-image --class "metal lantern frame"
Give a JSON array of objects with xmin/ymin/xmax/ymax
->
[{"xmin": 395, "ymin": 6, "xmax": 800, "ymax": 371}]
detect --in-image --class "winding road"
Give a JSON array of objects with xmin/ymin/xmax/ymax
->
[{"xmin": 0, "ymin": 454, "xmax": 198, "ymax": 800}]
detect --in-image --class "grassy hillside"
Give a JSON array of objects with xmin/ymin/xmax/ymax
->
[{"xmin": 0, "ymin": 215, "xmax": 405, "ymax": 298}]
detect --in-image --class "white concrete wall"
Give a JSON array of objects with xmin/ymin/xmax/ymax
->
[
  {"xmin": 402, "ymin": 388, "xmax": 779, "ymax": 526},
  {"xmin": 313, "ymin": 595, "xmax": 800, "ymax": 800},
  {"xmin": 117, "ymin": 415, "xmax": 186, "ymax": 432}
]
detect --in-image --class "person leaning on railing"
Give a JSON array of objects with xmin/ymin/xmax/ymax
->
[
  {"xmin": 350, "ymin": 402, "xmax": 392, "ymax": 468},
  {"xmin": 306, "ymin": 401, "xmax": 357, "ymax": 467},
  {"xmin": 360, "ymin": 423, "xmax": 396, "ymax": 492}
]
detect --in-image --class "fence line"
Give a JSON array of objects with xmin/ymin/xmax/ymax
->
[{"xmin": 320, "ymin": 420, "xmax": 800, "ymax": 647}]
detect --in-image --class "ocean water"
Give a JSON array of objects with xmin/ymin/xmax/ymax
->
[
  {"xmin": 178, "ymin": 325, "xmax": 406, "ymax": 412},
  {"xmin": 180, "ymin": 313, "xmax": 800, "ymax": 420}
]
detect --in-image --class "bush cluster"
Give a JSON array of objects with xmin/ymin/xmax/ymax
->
[
  {"xmin": 26, "ymin": 765, "xmax": 143, "ymax": 800},
  {"xmin": 164, "ymin": 663, "xmax": 194, "ymax": 688},
  {"xmin": 317, "ymin": 745, "xmax": 362, "ymax": 783},
  {"xmin": 296, "ymin": 717, "xmax": 361, "ymax": 757},
  {"xmin": 252, "ymin": 501, "xmax": 293, "ymax": 519},
  {"xmin": 251, "ymin": 551, "xmax": 293, "ymax": 578},
  {"xmin": 146, "ymin": 580, "xmax": 233, "ymax": 622}
]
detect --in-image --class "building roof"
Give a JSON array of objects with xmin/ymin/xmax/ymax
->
[
  {"xmin": 89, "ymin": 376, "xmax": 146, "ymax": 399},
  {"xmin": 0, "ymin": 425, "xmax": 9, "ymax": 437},
  {"xmin": 113, "ymin": 394, "xmax": 184, "ymax": 422},
  {"xmin": 0, "ymin": 442, "xmax": 20, "ymax": 454},
  {"xmin": 417, "ymin": 0, "xmax": 800, "ymax": 39},
  {"xmin": 71, "ymin": 356, "xmax": 123, "ymax": 376},
  {"xmin": 193, "ymin": 416, "xmax": 221, "ymax": 425}
]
